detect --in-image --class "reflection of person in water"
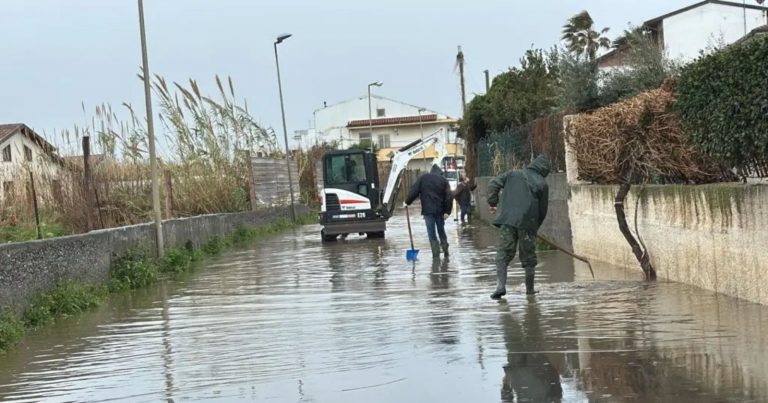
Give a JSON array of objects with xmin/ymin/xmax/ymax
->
[
  {"xmin": 428, "ymin": 258, "xmax": 459, "ymax": 345},
  {"xmin": 429, "ymin": 258, "xmax": 450, "ymax": 290},
  {"xmin": 501, "ymin": 302, "xmax": 563, "ymax": 402}
]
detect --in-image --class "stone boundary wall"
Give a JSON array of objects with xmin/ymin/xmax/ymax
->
[
  {"xmin": 0, "ymin": 205, "xmax": 309, "ymax": 311},
  {"xmin": 473, "ymin": 173, "xmax": 573, "ymax": 249},
  {"xmin": 569, "ymin": 184, "xmax": 768, "ymax": 304},
  {"xmin": 562, "ymin": 112, "xmax": 768, "ymax": 304}
]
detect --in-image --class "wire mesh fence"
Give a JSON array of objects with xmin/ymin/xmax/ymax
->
[{"xmin": 476, "ymin": 112, "xmax": 566, "ymax": 177}]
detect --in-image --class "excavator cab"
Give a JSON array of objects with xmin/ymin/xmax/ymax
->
[
  {"xmin": 320, "ymin": 149, "xmax": 386, "ymax": 241},
  {"xmin": 323, "ymin": 150, "xmax": 381, "ymax": 209},
  {"xmin": 319, "ymin": 128, "xmax": 449, "ymax": 243}
]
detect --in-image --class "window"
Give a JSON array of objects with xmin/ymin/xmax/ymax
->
[
  {"xmin": 444, "ymin": 171, "xmax": 459, "ymax": 181},
  {"xmin": 325, "ymin": 154, "xmax": 367, "ymax": 185},
  {"xmin": 3, "ymin": 181, "xmax": 13, "ymax": 199},
  {"xmin": 376, "ymin": 108, "xmax": 386, "ymax": 117},
  {"xmin": 377, "ymin": 134, "xmax": 391, "ymax": 148},
  {"xmin": 2, "ymin": 145, "xmax": 10, "ymax": 162},
  {"xmin": 358, "ymin": 132, "xmax": 372, "ymax": 147},
  {"xmin": 24, "ymin": 145, "xmax": 32, "ymax": 162}
]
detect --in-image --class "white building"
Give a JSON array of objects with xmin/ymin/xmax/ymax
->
[
  {"xmin": 297, "ymin": 94, "xmax": 462, "ymax": 169},
  {"xmin": 598, "ymin": 0, "xmax": 768, "ymax": 70},
  {"xmin": 0, "ymin": 123, "xmax": 63, "ymax": 204}
]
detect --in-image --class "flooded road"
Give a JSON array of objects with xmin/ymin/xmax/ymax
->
[{"xmin": 2, "ymin": 213, "xmax": 768, "ymax": 402}]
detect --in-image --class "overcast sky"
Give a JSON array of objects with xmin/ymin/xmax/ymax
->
[{"xmin": 1, "ymin": 0, "xmax": 697, "ymax": 154}]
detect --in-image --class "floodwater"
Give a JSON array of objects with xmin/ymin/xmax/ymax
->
[{"xmin": 2, "ymin": 213, "xmax": 768, "ymax": 402}]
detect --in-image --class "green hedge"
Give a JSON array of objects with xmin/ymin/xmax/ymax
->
[{"xmin": 676, "ymin": 36, "xmax": 768, "ymax": 172}]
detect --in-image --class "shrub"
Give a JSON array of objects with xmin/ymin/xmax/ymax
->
[
  {"xmin": 161, "ymin": 247, "xmax": 195, "ymax": 273},
  {"xmin": 0, "ymin": 314, "xmax": 24, "ymax": 350},
  {"xmin": 108, "ymin": 253, "xmax": 159, "ymax": 291},
  {"xmin": 567, "ymin": 82, "xmax": 724, "ymax": 184},
  {"xmin": 202, "ymin": 236, "xmax": 229, "ymax": 255},
  {"xmin": 676, "ymin": 36, "xmax": 768, "ymax": 176},
  {"xmin": 23, "ymin": 282, "xmax": 103, "ymax": 328}
]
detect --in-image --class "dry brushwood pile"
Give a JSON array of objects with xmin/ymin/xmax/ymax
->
[{"xmin": 567, "ymin": 81, "xmax": 725, "ymax": 184}]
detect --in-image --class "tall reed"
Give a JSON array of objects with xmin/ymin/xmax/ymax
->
[{"xmin": 0, "ymin": 75, "xmax": 279, "ymax": 239}]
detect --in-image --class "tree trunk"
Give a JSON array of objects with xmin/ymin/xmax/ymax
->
[{"xmin": 614, "ymin": 183, "xmax": 656, "ymax": 280}]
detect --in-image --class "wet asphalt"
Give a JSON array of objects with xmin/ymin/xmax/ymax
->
[{"xmin": 2, "ymin": 211, "xmax": 768, "ymax": 402}]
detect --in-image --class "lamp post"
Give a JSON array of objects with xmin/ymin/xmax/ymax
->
[
  {"xmin": 418, "ymin": 107, "xmax": 427, "ymax": 166},
  {"xmin": 367, "ymin": 81, "xmax": 383, "ymax": 154},
  {"xmin": 274, "ymin": 33, "xmax": 297, "ymax": 222},
  {"xmin": 137, "ymin": 0, "xmax": 164, "ymax": 257}
]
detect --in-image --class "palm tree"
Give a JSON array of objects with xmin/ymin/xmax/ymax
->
[
  {"xmin": 612, "ymin": 26, "xmax": 650, "ymax": 49},
  {"xmin": 562, "ymin": 11, "xmax": 611, "ymax": 61}
]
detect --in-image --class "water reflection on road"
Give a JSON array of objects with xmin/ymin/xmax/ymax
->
[{"xmin": 1, "ymin": 213, "xmax": 768, "ymax": 402}]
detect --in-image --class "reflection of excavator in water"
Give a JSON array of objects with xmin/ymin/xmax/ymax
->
[{"xmin": 319, "ymin": 129, "xmax": 449, "ymax": 242}]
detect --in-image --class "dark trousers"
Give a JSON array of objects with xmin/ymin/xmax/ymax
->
[
  {"xmin": 424, "ymin": 214, "xmax": 447, "ymax": 243},
  {"xmin": 494, "ymin": 225, "xmax": 537, "ymax": 293},
  {"xmin": 496, "ymin": 225, "xmax": 538, "ymax": 269},
  {"xmin": 459, "ymin": 203, "xmax": 471, "ymax": 222}
]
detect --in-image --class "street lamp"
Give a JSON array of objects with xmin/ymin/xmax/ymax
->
[
  {"xmin": 274, "ymin": 32, "xmax": 297, "ymax": 222},
  {"xmin": 418, "ymin": 107, "xmax": 426, "ymax": 166},
  {"xmin": 367, "ymin": 81, "xmax": 383, "ymax": 154}
]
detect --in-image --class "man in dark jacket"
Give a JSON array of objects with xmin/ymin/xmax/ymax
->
[
  {"xmin": 487, "ymin": 155, "xmax": 550, "ymax": 298},
  {"xmin": 405, "ymin": 165, "xmax": 453, "ymax": 258},
  {"xmin": 453, "ymin": 176, "xmax": 477, "ymax": 223}
]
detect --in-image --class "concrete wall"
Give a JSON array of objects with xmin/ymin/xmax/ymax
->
[
  {"xmin": 0, "ymin": 205, "xmax": 307, "ymax": 312},
  {"xmin": 569, "ymin": 184, "xmax": 768, "ymax": 304},
  {"xmin": 473, "ymin": 173, "xmax": 572, "ymax": 249}
]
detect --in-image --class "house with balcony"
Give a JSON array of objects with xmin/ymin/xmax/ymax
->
[{"xmin": 298, "ymin": 94, "xmax": 462, "ymax": 170}]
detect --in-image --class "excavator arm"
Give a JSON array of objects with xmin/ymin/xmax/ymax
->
[{"xmin": 381, "ymin": 128, "xmax": 448, "ymax": 217}]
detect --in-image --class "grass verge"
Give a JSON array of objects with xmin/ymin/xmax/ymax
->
[{"xmin": 0, "ymin": 212, "xmax": 315, "ymax": 353}]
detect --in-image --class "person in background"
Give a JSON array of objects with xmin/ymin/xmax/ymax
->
[
  {"xmin": 487, "ymin": 155, "xmax": 550, "ymax": 298},
  {"xmin": 453, "ymin": 175, "xmax": 477, "ymax": 224},
  {"xmin": 404, "ymin": 165, "xmax": 454, "ymax": 259}
]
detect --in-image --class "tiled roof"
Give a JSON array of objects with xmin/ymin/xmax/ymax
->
[
  {"xmin": 0, "ymin": 123, "xmax": 23, "ymax": 145},
  {"xmin": 0, "ymin": 123, "xmax": 62, "ymax": 164},
  {"xmin": 347, "ymin": 114, "xmax": 439, "ymax": 128}
]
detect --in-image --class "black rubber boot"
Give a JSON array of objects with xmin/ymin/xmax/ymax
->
[
  {"xmin": 441, "ymin": 242, "xmax": 449, "ymax": 257},
  {"xmin": 525, "ymin": 272, "xmax": 538, "ymax": 295},
  {"xmin": 490, "ymin": 290, "xmax": 506, "ymax": 300},
  {"xmin": 491, "ymin": 262, "xmax": 508, "ymax": 300},
  {"xmin": 430, "ymin": 241, "xmax": 441, "ymax": 259}
]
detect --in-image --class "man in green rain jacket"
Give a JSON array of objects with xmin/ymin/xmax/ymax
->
[{"xmin": 487, "ymin": 155, "xmax": 550, "ymax": 299}]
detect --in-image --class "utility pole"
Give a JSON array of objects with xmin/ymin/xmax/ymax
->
[
  {"xmin": 138, "ymin": 0, "xmax": 164, "ymax": 257},
  {"xmin": 82, "ymin": 135, "xmax": 94, "ymax": 231},
  {"xmin": 457, "ymin": 46, "xmax": 467, "ymax": 115},
  {"xmin": 743, "ymin": 0, "xmax": 748, "ymax": 36},
  {"xmin": 484, "ymin": 69, "xmax": 490, "ymax": 93}
]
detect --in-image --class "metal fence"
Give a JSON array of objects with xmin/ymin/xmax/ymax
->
[{"xmin": 476, "ymin": 112, "xmax": 566, "ymax": 177}]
